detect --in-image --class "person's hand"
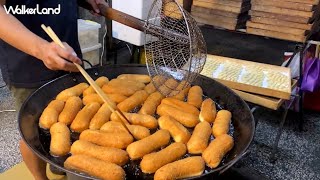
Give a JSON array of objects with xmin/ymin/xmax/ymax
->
[
  {"xmin": 86, "ymin": 0, "xmax": 102, "ymax": 16},
  {"xmin": 39, "ymin": 42, "xmax": 82, "ymax": 72}
]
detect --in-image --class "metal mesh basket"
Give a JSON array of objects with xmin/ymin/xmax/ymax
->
[{"xmin": 144, "ymin": 0, "xmax": 207, "ymax": 96}]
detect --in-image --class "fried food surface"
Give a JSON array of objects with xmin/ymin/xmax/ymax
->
[
  {"xmin": 154, "ymin": 156, "xmax": 205, "ymax": 180},
  {"xmin": 64, "ymin": 154, "xmax": 125, "ymax": 180},
  {"xmin": 40, "ymin": 76, "xmax": 235, "ymax": 179},
  {"xmin": 126, "ymin": 129, "xmax": 171, "ymax": 160},
  {"xmin": 202, "ymin": 134, "xmax": 234, "ymax": 168}
]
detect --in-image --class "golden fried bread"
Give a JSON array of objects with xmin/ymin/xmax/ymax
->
[
  {"xmin": 139, "ymin": 92, "xmax": 164, "ymax": 115},
  {"xmin": 102, "ymin": 79, "xmax": 145, "ymax": 96},
  {"xmin": 56, "ymin": 83, "xmax": 89, "ymax": 101},
  {"xmin": 161, "ymin": 97, "xmax": 200, "ymax": 116},
  {"xmin": 187, "ymin": 121, "xmax": 211, "ymax": 154},
  {"xmin": 111, "ymin": 112, "xmax": 158, "ymax": 129},
  {"xmin": 70, "ymin": 140, "xmax": 129, "ymax": 166},
  {"xmin": 100, "ymin": 121, "xmax": 150, "ymax": 140},
  {"xmin": 117, "ymin": 74, "xmax": 151, "ymax": 84},
  {"xmin": 39, "ymin": 100, "xmax": 65, "ymax": 129},
  {"xmin": 157, "ymin": 103, "xmax": 199, "ymax": 127},
  {"xmin": 187, "ymin": 86, "xmax": 203, "ymax": 108},
  {"xmin": 80, "ymin": 129, "xmax": 133, "ymax": 149},
  {"xmin": 158, "ymin": 116, "xmax": 191, "ymax": 144},
  {"xmin": 154, "ymin": 156, "xmax": 205, "ymax": 180},
  {"xmin": 70, "ymin": 102, "xmax": 101, "ymax": 133},
  {"xmin": 212, "ymin": 110, "xmax": 232, "ymax": 137},
  {"xmin": 117, "ymin": 90, "xmax": 148, "ymax": 112},
  {"xmin": 64, "ymin": 154, "xmax": 125, "ymax": 180},
  {"xmin": 202, "ymin": 134, "xmax": 234, "ymax": 168},
  {"xmin": 199, "ymin": 98, "xmax": 216, "ymax": 123},
  {"xmin": 140, "ymin": 142, "xmax": 186, "ymax": 173},
  {"xmin": 126, "ymin": 130, "xmax": 170, "ymax": 160},
  {"xmin": 58, "ymin": 96, "xmax": 82, "ymax": 125},
  {"xmin": 50, "ymin": 122, "xmax": 70, "ymax": 156},
  {"xmin": 89, "ymin": 103, "xmax": 112, "ymax": 130},
  {"xmin": 83, "ymin": 76, "xmax": 109, "ymax": 96}
]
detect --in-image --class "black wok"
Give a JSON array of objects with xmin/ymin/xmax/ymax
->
[{"xmin": 19, "ymin": 65, "xmax": 255, "ymax": 180}]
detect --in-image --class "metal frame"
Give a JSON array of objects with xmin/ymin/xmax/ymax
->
[
  {"xmin": 248, "ymin": 44, "xmax": 305, "ymax": 162},
  {"xmin": 130, "ymin": 45, "xmax": 142, "ymax": 64},
  {"xmin": 298, "ymin": 45, "xmax": 305, "ymax": 131},
  {"xmin": 250, "ymin": 42, "xmax": 308, "ymax": 162},
  {"xmin": 250, "ymin": 95, "xmax": 296, "ymax": 162},
  {"xmin": 104, "ymin": 0, "xmax": 119, "ymax": 65},
  {"xmin": 283, "ymin": 44, "xmax": 305, "ymax": 131}
]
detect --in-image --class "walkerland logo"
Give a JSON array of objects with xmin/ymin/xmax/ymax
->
[{"xmin": 4, "ymin": 4, "xmax": 61, "ymax": 15}]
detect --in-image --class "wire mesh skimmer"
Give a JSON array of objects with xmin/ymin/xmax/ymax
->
[{"xmin": 98, "ymin": 0, "xmax": 207, "ymax": 96}]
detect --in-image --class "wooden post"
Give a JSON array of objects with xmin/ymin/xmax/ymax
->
[{"xmin": 183, "ymin": 0, "xmax": 193, "ymax": 12}]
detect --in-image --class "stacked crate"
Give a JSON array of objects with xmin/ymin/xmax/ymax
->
[
  {"xmin": 247, "ymin": 0, "xmax": 320, "ymax": 42},
  {"xmin": 190, "ymin": 0, "xmax": 251, "ymax": 30}
]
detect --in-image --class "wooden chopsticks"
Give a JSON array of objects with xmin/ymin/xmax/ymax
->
[{"xmin": 41, "ymin": 24, "xmax": 134, "ymax": 137}]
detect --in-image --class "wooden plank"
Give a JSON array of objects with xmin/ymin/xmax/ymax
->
[
  {"xmin": 192, "ymin": 6, "xmax": 241, "ymax": 18},
  {"xmin": 233, "ymin": 89, "xmax": 283, "ymax": 110},
  {"xmin": 251, "ymin": 0, "xmax": 315, "ymax": 11},
  {"xmin": 247, "ymin": 27, "xmax": 306, "ymax": 43},
  {"xmin": 232, "ymin": 80, "xmax": 297, "ymax": 110},
  {"xmin": 192, "ymin": 11, "xmax": 248, "ymax": 24},
  {"xmin": 194, "ymin": 0, "xmax": 247, "ymax": 8},
  {"xmin": 192, "ymin": 12, "xmax": 238, "ymax": 24},
  {"xmin": 249, "ymin": 10, "xmax": 311, "ymax": 23},
  {"xmin": 284, "ymin": 0, "xmax": 319, "ymax": 5},
  {"xmin": 246, "ymin": 21, "xmax": 308, "ymax": 36},
  {"xmin": 251, "ymin": 4, "xmax": 314, "ymax": 17},
  {"xmin": 193, "ymin": 1, "xmax": 250, "ymax": 13},
  {"xmin": 250, "ymin": 16, "xmax": 313, "ymax": 30},
  {"xmin": 193, "ymin": 16, "xmax": 238, "ymax": 30},
  {"xmin": 214, "ymin": 78, "xmax": 291, "ymax": 99},
  {"xmin": 201, "ymin": 55, "xmax": 292, "ymax": 99}
]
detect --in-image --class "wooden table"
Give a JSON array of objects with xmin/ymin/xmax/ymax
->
[{"xmin": 201, "ymin": 55, "xmax": 299, "ymax": 162}]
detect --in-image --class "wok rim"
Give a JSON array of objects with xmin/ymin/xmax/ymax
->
[{"xmin": 18, "ymin": 64, "xmax": 255, "ymax": 179}]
